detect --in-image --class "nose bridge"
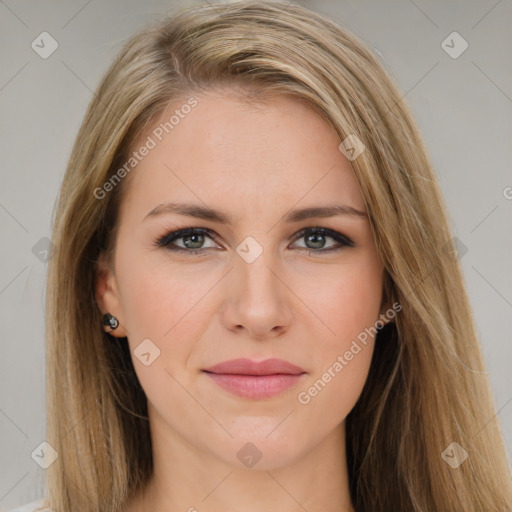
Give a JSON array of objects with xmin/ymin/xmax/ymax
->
[
  {"xmin": 236, "ymin": 235, "xmax": 281, "ymax": 300},
  {"xmin": 225, "ymin": 234, "xmax": 292, "ymax": 336}
]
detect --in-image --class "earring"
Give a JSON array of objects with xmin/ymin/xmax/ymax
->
[{"xmin": 103, "ymin": 313, "xmax": 119, "ymax": 331}]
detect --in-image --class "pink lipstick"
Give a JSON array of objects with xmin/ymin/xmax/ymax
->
[{"xmin": 202, "ymin": 358, "xmax": 307, "ymax": 399}]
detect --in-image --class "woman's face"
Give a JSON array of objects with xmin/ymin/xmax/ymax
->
[{"xmin": 96, "ymin": 91, "xmax": 386, "ymax": 470}]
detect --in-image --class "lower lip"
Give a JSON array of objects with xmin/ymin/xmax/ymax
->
[{"xmin": 203, "ymin": 372, "xmax": 305, "ymax": 399}]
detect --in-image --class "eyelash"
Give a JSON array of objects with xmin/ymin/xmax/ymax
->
[{"xmin": 154, "ymin": 226, "xmax": 355, "ymax": 255}]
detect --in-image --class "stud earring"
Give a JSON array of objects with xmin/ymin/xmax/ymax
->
[{"xmin": 103, "ymin": 313, "xmax": 119, "ymax": 331}]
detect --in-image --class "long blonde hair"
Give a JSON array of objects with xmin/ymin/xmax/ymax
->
[{"xmin": 44, "ymin": 2, "xmax": 512, "ymax": 511}]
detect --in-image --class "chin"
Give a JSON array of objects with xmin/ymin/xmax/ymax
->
[{"xmin": 211, "ymin": 431, "xmax": 307, "ymax": 471}]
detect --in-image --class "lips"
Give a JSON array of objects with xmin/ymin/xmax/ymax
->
[
  {"xmin": 201, "ymin": 358, "xmax": 307, "ymax": 399},
  {"xmin": 202, "ymin": 358, "xmax": 306, "ymax": 376}
]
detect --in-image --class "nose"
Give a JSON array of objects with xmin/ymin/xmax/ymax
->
[{"xmin": 221, "ymin": 245, "xmax": 293, "ymax": 340}]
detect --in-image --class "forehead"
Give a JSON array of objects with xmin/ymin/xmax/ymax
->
[{"xmin": 119, "ymin": 91, "xmax": 365, "ymax": 224}]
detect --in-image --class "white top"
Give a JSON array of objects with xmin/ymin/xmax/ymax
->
[{"xmin": 8, "ymin": 498, "xmax": 52, "ymax": 512}]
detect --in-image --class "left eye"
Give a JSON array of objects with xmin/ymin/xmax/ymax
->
[
  {"xmin": 292, "ymin": 227, "xmax": 354, "ymax": 251},
  {"xmin": 155, "ymin": 227, "xmax": 354, "ymax": 254}
]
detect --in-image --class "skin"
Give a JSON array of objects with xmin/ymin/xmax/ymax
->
[{"xmin": 96, "ymin": 90, "xmax": 390, "ymax": 512}]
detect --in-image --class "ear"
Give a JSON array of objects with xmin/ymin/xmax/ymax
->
[{"xmin": 95, "ymin": 251, "xmax": 128, "ymax": 337}]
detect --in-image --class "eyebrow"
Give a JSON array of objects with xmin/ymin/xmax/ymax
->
[{"xmin": 143, "ymin": 202, "xmax": 367, "ymax": 224}]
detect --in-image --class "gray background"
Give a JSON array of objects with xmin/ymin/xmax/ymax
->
[{"xmin": 1, "ymin": 0, "xmax": 511, "ymax": 509}]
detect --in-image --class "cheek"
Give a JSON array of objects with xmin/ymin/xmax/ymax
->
[
  {"xmin": 294, "ymin": 340, "xmax": 373, "ymax": 446},
  {"xmin": 305, "ymin": 255, "xmax": 383, "ymax": 347},
  {"xmin": 115, "ymin": 255, "xmax": 224, "ymax": 399},
  {"xmin": 294, "ymin": 296, "xmax": 378, "ymax": 440},
  {"xmin": 293, "ymin": 257, "xmax": 382, "ymax": 419},
  {"xmin": 116, "ymin": 244, "xmax": 213, "ymax": 340},
  {"xmin": 117, "ymin": 265, "xmax": 211, "ymax": 414}
]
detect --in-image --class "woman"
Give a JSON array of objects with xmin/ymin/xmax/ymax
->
[{"xmin": 12, "ymin": 1, "xmax": 512, "ymax": 511}]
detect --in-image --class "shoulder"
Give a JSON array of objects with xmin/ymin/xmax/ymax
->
[{"xmin": 8, "ymin": 498, "xmax": 53, "ymax": 512}]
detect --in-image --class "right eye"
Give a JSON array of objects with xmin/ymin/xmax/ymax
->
[{"xmin": 154, "ymin": 227, "xmax": 220, "ymax": 254}]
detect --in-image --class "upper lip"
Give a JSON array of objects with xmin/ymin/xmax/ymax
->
[{"xmin": 202, "ymin": 358, "xmax": 306, "ymax": 376}]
